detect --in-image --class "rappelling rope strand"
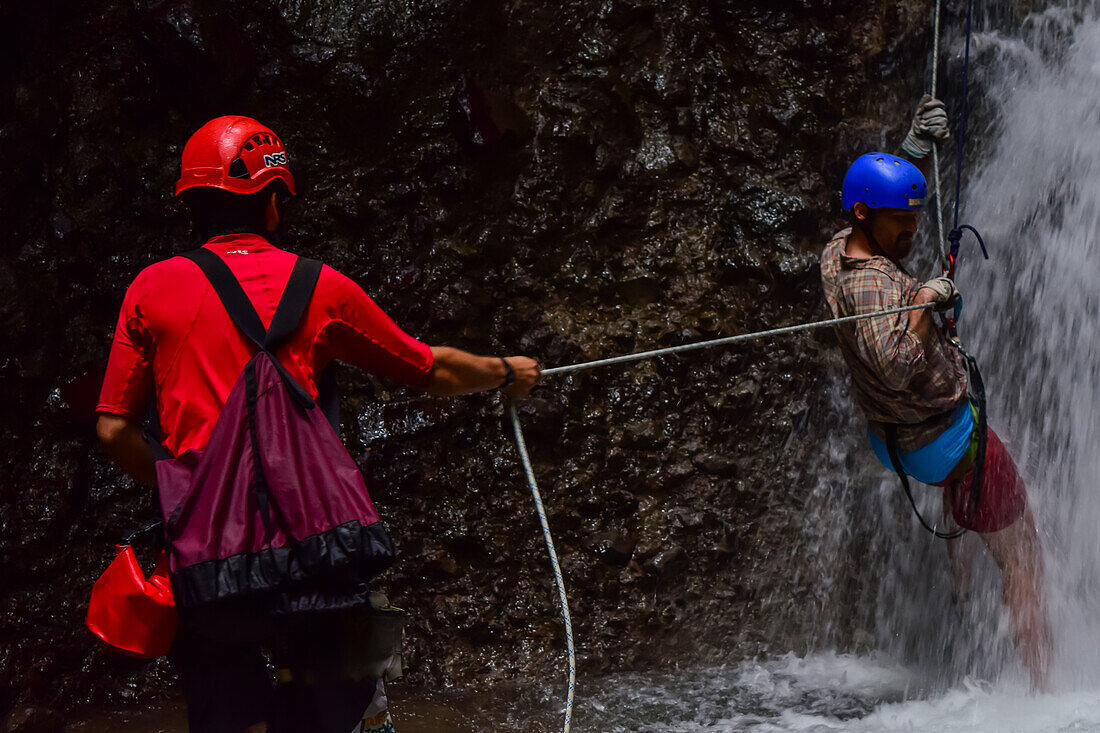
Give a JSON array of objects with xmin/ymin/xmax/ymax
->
[
  {"xmin": 939, "ymin": 0, "xmax": 991, "ymax": 515},
  {"xmin": 930, "ymin": 0, "xmax": 949, "ymax": 268},
  {"xmin": 941, "ymin": 0, "xmax": 988, "ymax": 285},
  {"xmin": 952, "ymin": 0, "xmax": 974, "ymax": 235},
  {"xmin": 931, "ymin": 0, "xmax": 940, "ymax": 100},
  {"xmin": 509, "ymin": 403, "xmax": 576, "ymax": 733},
  {"xmin": 542, "ymin": 303, "xmax": 933, "ymax": 377}
]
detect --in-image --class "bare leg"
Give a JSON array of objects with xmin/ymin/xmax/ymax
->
[
  {"xmin": 243, "ymin": 725, "xmax": 267, "ymax": 733},
  {"xmin": 943, "ymin": 488, "xmax": 977, "ymax": 612},
  {"xmin": 979, "ymin": 508, "xmax": 1052, "ymax": 690}
]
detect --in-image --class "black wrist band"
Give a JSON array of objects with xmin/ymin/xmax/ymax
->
[{"xmin": 499, "ymin": 358, "xmax": 515, "ymax": 389}]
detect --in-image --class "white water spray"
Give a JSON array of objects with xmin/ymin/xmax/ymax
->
[
  {"xmin": 961, "ymin": 0, "xmax": 1100, "ymax": 690},
  {"xmin": 848, "ymin": 0, "xmax": 1100, "ymax": 696}
]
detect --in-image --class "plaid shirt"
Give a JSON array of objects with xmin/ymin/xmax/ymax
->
[{"xmin": 821, "ymin": 229, "xmax": 967, "ymax": 451}]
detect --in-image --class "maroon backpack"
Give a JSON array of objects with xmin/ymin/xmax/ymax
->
[{"xmin": 155, "ymin": 248, "xmax": 395, "ymax": 610}]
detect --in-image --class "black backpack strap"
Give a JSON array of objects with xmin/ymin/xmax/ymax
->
[
  {"xmin": 265, "ymin": 257, "xmax": 322, "ymax": 350},
  {"xmin": 182, "ymin": 248, "xmax": 267, "ymax": 351},
  {"xmin": 183, "ymin": 248, "xmax": 318, "ymax": 409},
  {"xmin": 884, "ymin": 424, "xmax": 966, "ymax": 540}
]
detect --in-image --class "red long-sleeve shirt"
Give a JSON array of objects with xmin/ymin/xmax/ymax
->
[{"xmin": 97, "ymin": 233, "xmax": 434, "ymax": 456}]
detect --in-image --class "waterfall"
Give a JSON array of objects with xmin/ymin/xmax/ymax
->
[
  {"xmin": 963, "ymin": 0, "xmax": 1100, "ymax": 689},
  {"xmin": 870, "ymin": 0, "xmax": 1100, "ymax": 691}
]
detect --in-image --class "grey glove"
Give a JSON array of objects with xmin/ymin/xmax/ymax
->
[
  {"xmin": 919, "ymin": 276, "xmax": 961, "ymax": 312},
  {"xmin": 901, "ymin": 94, "xmax": 951, "ymax": 159}
]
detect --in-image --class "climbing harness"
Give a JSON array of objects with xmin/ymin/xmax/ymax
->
[
  {"xmin": 883, "ymin": 424, "xmax": 966, "ymax": 539},
  {"xmin": 508, "ymin": 302, "xmax": 932, "ymax": 732}
]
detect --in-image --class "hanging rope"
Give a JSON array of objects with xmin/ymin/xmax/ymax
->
[
  {"xmin": 944, "ymin": 0, "xmax": 990, "ymax": 287},
  {"xmin": 950, "ymin": 0, "xmax": 973, "ymax": 241},
  {"xmin": 930, "ymin": 0, "xmax": 948, "ymax": 268},
  {"xmin": 509, "ymin": 403, "xmax": 576, "ymax": 733},
  {"xmin": 937, "ymin": 0, "xmax": 992, "ymax": 518},
  {"xmin": 507, "ymin": 302, "xmax": 933, "ymax": 733},
  {"xmin": 929, "ymin": 0, "xmax": 991, "ymax": 285}
]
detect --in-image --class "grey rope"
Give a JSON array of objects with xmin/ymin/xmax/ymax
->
[
  {"xmin": 507, "ymin": 301, "xmax": 932, "ymax": 733},
  {"xmin": 930, "ymin": 0, "xmax": 949, "ymax": 268},
  {"xmin": 543, "ymin": 303, "xmax": 933, "ymax": 377},
  {"xmin": 931, "ymin": 0, "xmax": 940, "ymax": 100},
  {"xmin": 509, "ymin": 403, "xmax": 576, "ymax": 733}
]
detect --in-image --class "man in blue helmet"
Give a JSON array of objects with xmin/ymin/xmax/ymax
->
[{"xmin": 820, "ymin": 97, "xmax": 1050, "ymax": 687}]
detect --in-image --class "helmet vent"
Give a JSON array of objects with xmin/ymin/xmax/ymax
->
[{"xmin": 228, "ymin": 158, "xmax": 251, "ymax": 179}]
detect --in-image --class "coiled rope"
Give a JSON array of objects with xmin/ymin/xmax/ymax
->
[{"xmin": 507, "ymin": 302, "xmax": 932, "ymax": 732}]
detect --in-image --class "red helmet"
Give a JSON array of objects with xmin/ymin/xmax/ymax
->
[{"xmin": 175, "ymin": 115, "xmax": 296, "ymax": 197}]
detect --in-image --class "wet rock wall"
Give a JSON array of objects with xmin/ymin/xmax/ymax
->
[{"xmin": 0, "ymin": 0, "xmax": 934, "ymax": 721}]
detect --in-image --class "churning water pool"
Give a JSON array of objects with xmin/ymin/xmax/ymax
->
[
  {"xmin": 67, "ymin": 653, "xmax": 1100, "ymax": 732},
  {"xmin": 559, "ymin": 653, "xmax": 1100, "ymax": 733}
]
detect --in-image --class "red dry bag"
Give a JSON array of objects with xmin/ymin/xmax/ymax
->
[{"xmin": 86, "ymin": 544, "xmax": 178, "ymax": 658}]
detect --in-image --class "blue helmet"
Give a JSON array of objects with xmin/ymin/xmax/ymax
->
[{"xmin": 841, "ymin": 152, "xmax": 927, "ymax": 211}]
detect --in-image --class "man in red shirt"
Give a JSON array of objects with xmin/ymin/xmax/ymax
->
[{"xmin": 96, "ymin": 116, "xmax": 540, "ymax": 733}]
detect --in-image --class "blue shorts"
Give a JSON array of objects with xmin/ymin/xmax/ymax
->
[{"xmin": 867, "ymin": 402, "xmax": 973, "ymax": 484}]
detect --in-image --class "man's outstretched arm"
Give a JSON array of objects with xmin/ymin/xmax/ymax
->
[
  {"xmin": 425, "ymin": 347, "xmax": 540, "ymax": 398},
  {"xmin": 96, "ymin": 413, "xmax": 158, "ymax": 487}
]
